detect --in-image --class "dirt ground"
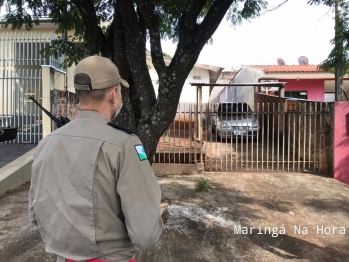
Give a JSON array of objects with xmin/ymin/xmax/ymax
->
[{"xmin": 1, "ymin": 172, "xmax": 349, "ymax": 262}]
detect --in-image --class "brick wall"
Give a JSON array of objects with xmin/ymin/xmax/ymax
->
[{"xmin": 51, "ymin": 90, "xmax": 79, "ymax": 130}]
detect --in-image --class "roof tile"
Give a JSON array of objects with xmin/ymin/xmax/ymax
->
[{"xmin": 249, "ymin": 65, "xmax": 322, "ymax": 73}]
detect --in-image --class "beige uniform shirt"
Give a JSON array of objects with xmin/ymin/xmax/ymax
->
[{"xmin": 29, "ymin": 110, "xmax": 163, "ymax": 261}]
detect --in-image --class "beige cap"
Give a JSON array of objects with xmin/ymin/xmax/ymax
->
[{"xmin": 74, "ymin": 55, "xmax": 129, "ymax": 90}]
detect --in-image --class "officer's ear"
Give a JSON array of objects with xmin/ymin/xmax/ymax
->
[{"xmin": 109, "ymin": 87, "xmax": 116, "ymax": 103}]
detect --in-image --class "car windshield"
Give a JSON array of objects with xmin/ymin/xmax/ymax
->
[{"xmin": 218, "ymin": 103, "xmax": 252, "ymax": 114}]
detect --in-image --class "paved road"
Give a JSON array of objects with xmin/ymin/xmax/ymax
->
[{"xmin": 0, "ymin": 143, "xmax": 36, "ymax": 168}]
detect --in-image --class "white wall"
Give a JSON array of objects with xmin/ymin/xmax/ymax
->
[
  {"xmin": 180, "ymin": 68, "xmax": 210, "ymax": 103},
  {"xmin": 324, "ymin": 93, "xmax": 335, "ymax": 102},
  {"xmin": 66, "ymin": 65, "xmax": 76, "ymax": 94},
  {"xmin": 147, "ymin": 59, "xmax": 211, "ymax": 106},
  {"xmin": 147, "ymin": 59, "xmax": 213, "ymax": 123}
]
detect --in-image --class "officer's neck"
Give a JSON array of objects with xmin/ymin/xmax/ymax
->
[{"xmin": 80, "ymin": 104, "xmax": 112, "ymax": 120}]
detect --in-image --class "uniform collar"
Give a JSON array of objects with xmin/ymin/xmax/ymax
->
[{"xmin": 76, "ymin": 110, "xmax": 110, "ymax": 122}]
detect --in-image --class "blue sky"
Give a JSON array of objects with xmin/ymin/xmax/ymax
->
[{"xmin": 158, "ymin": 0, "xmax": 335, "ymax": 71}]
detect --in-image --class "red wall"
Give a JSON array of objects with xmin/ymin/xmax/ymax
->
[
  {"xmin": 334, "ymin": 102, "xmax": 349, "ymax": 185},
  {"xmin": 280, "ymin": 79, "xmax": 325, "ymax": 102}
]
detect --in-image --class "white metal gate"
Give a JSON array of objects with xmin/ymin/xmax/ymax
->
[
  {"xmin": 0, "ymin": 68, "xmax": 42, "ymax": 143},
  {"xmin": 0, "ymin": 32, "xmax": 64, "ymax": 143}
]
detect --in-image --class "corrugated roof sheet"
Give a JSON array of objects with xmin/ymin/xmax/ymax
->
[
  {"xmin": 249, "ymin": 65, "xmax": 322, "ymax": 73},
  {"xmin": 190, "ymin": 82, "xmax": 286, "ymax": 87}
]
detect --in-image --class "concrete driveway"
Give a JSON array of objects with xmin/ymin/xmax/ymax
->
[
  {"xmin": 0, "ymin": 143, "xmax": 36, "ymax": 168},
  {"xmin": 1, "ymin": 171, "xmax": 349, "ymax": 262}
]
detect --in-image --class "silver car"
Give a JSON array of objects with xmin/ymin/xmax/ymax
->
[{"xmin": 211, "ymin": 102, "xmax": 260, "ymax": 140}]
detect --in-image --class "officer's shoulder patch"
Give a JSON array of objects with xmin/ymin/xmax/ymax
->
[
  {"xmin": 108, "ymin": 122, "xmax": 135, "ymax": 135},
  {"xmin": 134, "ymin": 144, "xmax": 148, "ymax": 161}
]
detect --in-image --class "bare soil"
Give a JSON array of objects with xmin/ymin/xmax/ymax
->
[
  {"xmin": 1, "ymin": 172, "xmax": 349, "ymax": 262},
  {"xmin": 156, "ymin": 130, "xmax": 201, "ymax": 153}
]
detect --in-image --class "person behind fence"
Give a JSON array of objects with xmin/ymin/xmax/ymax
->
[{"xmin": 28, "ymin": 55, "xmax": 163, "ymax": 262}]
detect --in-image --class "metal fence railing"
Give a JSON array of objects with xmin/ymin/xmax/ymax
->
[
  {"xmin": 0, "ymin": 31, "xmax": 66, "ymax": 143},
  {"xmin": 154, "ymin": 101, "xmax": 331, "ymax": 173},
  {"xmin": 153, "ymin": 103, "xmax": 203, "ymax": 164},
  {"xmin": 0, "ymin": 32, "xmax": 65, "ymax": 71},
  {"xmin": 0, "ymin": 69, "xmax": 42, "ymax": 143}
]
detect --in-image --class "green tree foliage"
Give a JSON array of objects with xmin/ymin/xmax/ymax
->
[
  {"xmin": 308, "ymin": 0, "xmax": 349, "ymax": 74},
  {"xmin": 0, "ymin": 0, "xmax": 267, "ymax": 161}
]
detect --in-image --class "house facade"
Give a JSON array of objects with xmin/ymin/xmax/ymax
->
[{"xmin": 214, "ymin": 64, "xmax": 349, "ymax": 105}]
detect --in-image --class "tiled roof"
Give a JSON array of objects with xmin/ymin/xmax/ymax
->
[{"xmin": 249, "ymin": 65, "xmax": 322, "ymax": 73}]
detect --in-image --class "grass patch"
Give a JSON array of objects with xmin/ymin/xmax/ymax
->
[{"xmin": 195, "ymin": 178, "xmax": 211, "ymax": 192}]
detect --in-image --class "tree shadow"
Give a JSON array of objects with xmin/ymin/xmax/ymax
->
[
  {"xmin": 249, "ymin": 228, "xmax": 349, "ymax": 261},
  {"xmin": 160, "ymin": 174, "xmax": 300, "ymax": 222},
  {"xmin": 257, "ymin": 200, "xmax": 293, "ymax": 213},
  {"xmin": 302, "ymin": 197, "xmax": 349, "ymax": 216},
  {"xmin": 159, "ymin": 177, "xmax": 265, "ymax": 225},
  {"xmin": 151, "ymin": 174, "xmax": 349, "ymax": 262}
]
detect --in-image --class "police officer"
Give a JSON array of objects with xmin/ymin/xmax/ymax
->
[{"xmin": 29, "ymin": 55, "xmax": 163, "ymax": 262}]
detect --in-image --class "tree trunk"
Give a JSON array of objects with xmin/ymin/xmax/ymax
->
[
  {"xmin": 4, "ymin": 0, "xmax": 272, "ymax": 162},
  {"xmin": 72, "ymin": 0, "xmax": 232, "ymax": 162}
]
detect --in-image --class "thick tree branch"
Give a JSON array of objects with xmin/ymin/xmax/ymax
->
[
  {"xmin": 154, "ymin": 1, "xmax": 218, "ymax": 132},
  {"xmin": 166, "ymin": 0, "xmax": 210, "ymax": 81},
  {"xmin": 71, "ymin": 0, "xmax": 105, "ymax": 56},
  {"xmin": 112, "ymin": 5, "xmax": 138, "ymax": 130},
  {"xmin": 169, "ymin": 0, "xmax": 208, "ymax": 68},
  {"xmin": 135, "ymin": 0, "xmax": 166, "ymax": 73},
  {"xmin": 118, "ymin": 0, "xmax": 156, "ymax": 113},
  {"xmin": 137, "ymin": 6, "xmax": 147, "ymax": 50},
  {"xmin": 170, "ymin": 0, "xmax": 232, "ymax": 78},
  {"xmin": 155, "ymin": 0, "xmax": 233, "ymax": 128},
  {"xmin": 197, "ymin": 0, "xmax": 233, "ymax": 46},
  {"xmin": 178, "ymin": 0, "xmax": 207, "ymax": 37},
  {"xmin": 103, "ymin": 20, "xmax": 115, "ymax": 59}
]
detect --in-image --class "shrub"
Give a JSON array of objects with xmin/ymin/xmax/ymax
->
[{"xmin": 195, "ymin": 178, "xmax": 211, "ymax": 192}]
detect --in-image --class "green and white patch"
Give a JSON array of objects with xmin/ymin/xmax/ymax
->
[{"xmin": 134, "ymin": 145, "xmax": 148, "ymax": 161}]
